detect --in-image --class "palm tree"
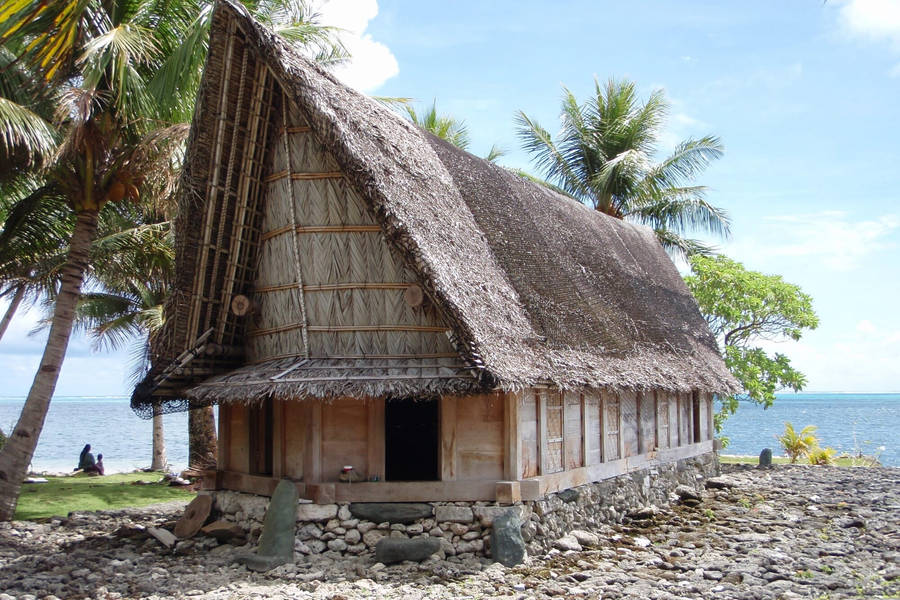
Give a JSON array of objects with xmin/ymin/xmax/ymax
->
[
  {"xmin": 777, "ymin": 422, "xmax": 819, "ymax": 464},
  {"xmin": 405, "ymin": 101, "xmax": 472, "ymax": 150},
  {"xmin": 0, "ymin": 0, "xmax": 348, "ymax": 519},
  {"xmin": 515, "ymin": 78, "xmax": 730, "ymax": 258}
]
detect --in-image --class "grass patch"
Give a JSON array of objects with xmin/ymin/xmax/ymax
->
[
  {"xmin": 719, "ymin": 454, "xmax": 868, "ymax": 467},
  {"xmin": 14, "ymin": 472, "xmax": 194, "ymax": 521}
]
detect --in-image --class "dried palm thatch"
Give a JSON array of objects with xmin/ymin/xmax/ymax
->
[{"xmin": 131, "ymin": 0, "xmax": 737, "ymax": 417}]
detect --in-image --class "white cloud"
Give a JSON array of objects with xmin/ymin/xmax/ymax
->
[
  {"xmin": 778, "ymin": 325, "xmax": 900, "ymax": 392},
  {"xmin": 734, "ymin": 211, "xmax": 899, "ymax": 271},
  {"xmin": 839, "ymin": 0, "xmax": 900, "ymax": 75},
  {"xmin": 856, "ymin": 319, "xmax": 877, "ymax": 334},
  {"xmin": 840, "ymin": 0, "xmax": 900, "ymax": 46},
  {"xmin": 316, "ymin": 0, "xmax": 399, "ymax": 92}
]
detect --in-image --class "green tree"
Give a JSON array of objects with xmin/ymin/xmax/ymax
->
[
  {"xmin": 516, "ymin": 78, "xmax": 730, "ymax": 258},
  {"xmin": 684, "ymin": 255, "xmax": 819, "ymax": 434},
  {"xmin": 0, "ymin": 0, "xmax": 347, "ymax": 519}
]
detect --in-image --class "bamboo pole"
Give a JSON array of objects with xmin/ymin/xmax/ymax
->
[
  {"xmin": 260, "ymin": 224, "xmax": 381, "ymax": 242},
  {"xmin": 216, "ymin": 62, "xmax": 268, "ymax": 343},
  {"xmin": 206, "ymin": 41, "xmax": 251, "ymax": 342},
  {"xmin": 280, "ymin": 95, "xmax": 311, "ymax": 358},
  {"xmin": 189, "ymin": 24, "xmax": 237, "ymax": 345},
  {"xmin": 255, "ymin": 282, "xmax": 409, "ymax": 294}
]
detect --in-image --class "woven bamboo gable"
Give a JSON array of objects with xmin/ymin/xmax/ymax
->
[{"xmin": 251, "ymin": 111, "xmax": 455, "ymax": 362}]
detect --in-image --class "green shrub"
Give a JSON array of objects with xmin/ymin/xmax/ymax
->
[
  {"xmin": 808, "ymin": 446, "xmax": 837, "ymax": 465},
  {"xmin": 777, "ymin": 422, "xmax": 819, "ymax": 463},
  {"xmin": 0, "ymin": 426, "xmax": 6, "ymax": 451}
]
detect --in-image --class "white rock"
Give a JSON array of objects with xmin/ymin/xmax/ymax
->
[
  {"xmin": 554, "ymin": 534, "xmax": 582, "ymax": 552},
  {"xmin": 363, "ymin": 529, "xmax": 387, "ymax": 547},
  {"xmin": 147, "ymin": 527, "xmax": 177, "ymax": 549},
  {"xmin": 571, "ymin": 529, "xmax": 600, "ymax": 548},
  {"xmin": 296, "ymin": 503, "xmax": 338, "ymax": 522},
  {"xmin": 345, "ymin": 529, "xmax": 361, "ymax": 544}
]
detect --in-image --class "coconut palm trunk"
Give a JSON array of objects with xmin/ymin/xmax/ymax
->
[
  {"xmin": 0, "ymin": 210, "xmax": 98, "ymax": 520},
  {"xmin": 0, "ymin": 284, "xmax": 25, "ymax": 342},
  {"xmin": 150, "ymin": 406, "xmax": 168, "ymax": 471}
]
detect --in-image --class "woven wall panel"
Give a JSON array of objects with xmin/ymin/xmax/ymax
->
[
  {"xmin": 249, "ymin": 125, "xmax": 455, "ymax": 361},
  {"xmin": 603, "ymin": 392, "xmax": 620, "ymax": 461},
  {"xmin": 544, "ymin": 391, "xmax": 563, "ymax": 474}
]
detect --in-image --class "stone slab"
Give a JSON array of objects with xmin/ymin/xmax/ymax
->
[
  {"xmin": 434, "ymin": 505, "xmax": 473, "ymax": 523},
  {"xmin": 349, "ymin": 503, "xmax": 433, "ymax": 524},
  {"xmin": 375, "ymin": 537, "xmax": 441, "ymax": 564}
]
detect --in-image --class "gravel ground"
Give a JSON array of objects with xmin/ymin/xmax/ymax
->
[{"xmin": 1, "ymin": 463, "xmax": 897, "ymax": 600}]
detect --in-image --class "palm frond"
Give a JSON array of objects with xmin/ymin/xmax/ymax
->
[
  {"xmin": 0, "ymin": 97, "xmax": 57, "ymax": 166},
  {"xmin": 650, "ymin": 227, "xmax": 718, "ymax": 261}
]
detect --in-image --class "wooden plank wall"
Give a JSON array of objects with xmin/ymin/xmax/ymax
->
[
  {"xmin": 520, "ymin": 391, "xmax": 539, "ymax": 478},
  {"xmin": 511, "ymin": 387, "xmax": 707, "ymax": 481},
  {"xmin": 221, "ymin": 386, "xmax": 711, "ymax": 486},
  {"xmin": 443, "ymin": 394, "xmax": 504, "ymax": 481}
]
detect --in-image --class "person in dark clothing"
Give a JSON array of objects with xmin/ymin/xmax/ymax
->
[
  {"xmin": 95, "ymin": 454, "xmax": 105, "ymax": 476},
  {"xmin": 77, "ymin": 444, "xmax": 101, "ymax": 474}
]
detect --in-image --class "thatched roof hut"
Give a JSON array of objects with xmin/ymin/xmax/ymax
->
[{"xmin": 132, "ymin": 0, "xmax": 735, "ymax": 417}]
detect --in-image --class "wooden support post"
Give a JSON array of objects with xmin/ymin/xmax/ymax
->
[
  {"xmin": 538, "ymin": 391, "xmax": 548, "ymax": 476},
  {"xmin": 598, "ymin": 393, "xmax": 605, "ymax": 463},
  {"xmin": 218, "ymin": 404, "xmax": 231, "ymax": 471},
  {"xmin": 272, "ymin": 400, "xmax": 284, "ymax": 478},
  {"xmin": 504, "ymin": 392, "xmax": 521, "ymax": 480},
  {"xmin": 581, "ymin": 393, "xmax": 591, "ymax": 467},
  {"xmin": 307, "ymin": 483, "xmax": 335, "ymax": 504},
  {"xmin": 367, "ymin": 398, "xmax": 385, "ymax": 480},
  {"xmin": 495, "ymin": 481, "xmax": 521, "ymax": 505},
  {"xmin": 561, "ymin": 393, "xmax": 569, "ymax": 472},
  {"xmin": 440, "ymin": 396, "xmax": 457, "ymax": 481},
  {"xmin": 520, "ymin": 479, "xmax": 541, "ymax": 501},
  {"xmin": 617, "ymin": 393, "xmax": 625, "ymax": 461},
  {"xmin": 635, "ymin": 393, "xmax": 643, "ymax": 455},
  {"xmin": 305, "ymin": 402, "xmax": 322, "ymax": 482}
]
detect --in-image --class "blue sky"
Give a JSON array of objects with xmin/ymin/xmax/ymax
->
[{"xmin": 1, "ymin": 0, "xmax": 898, "ymax": 397}]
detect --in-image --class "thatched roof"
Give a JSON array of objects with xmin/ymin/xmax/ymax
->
[{"xmin": 132, "ymin": 0, "xmax": 736, "ymax": 415}]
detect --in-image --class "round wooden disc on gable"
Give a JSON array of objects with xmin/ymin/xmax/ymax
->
[
  {"xmin": 231, "ymin": 294, "xmax": 252, "ymax": 316},
  {"xmin": 404, "ymin": 284, "xmax": 424, "ymax": 307},
  {"xmin": 174, "ymin": 494, "xmax": 212, "ymax": 539}
]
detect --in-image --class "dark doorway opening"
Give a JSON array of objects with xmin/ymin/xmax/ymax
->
[
  {"xmin": 249, "ymin": 398, "xmax": 273, "ymax": 476},
  {"xmin": 385, "ymin": 398, "xmax": 438, "ymax": 481},
  {"xmin": 692, "ymin": 392, "xmax": 701, "ymax": 444}
]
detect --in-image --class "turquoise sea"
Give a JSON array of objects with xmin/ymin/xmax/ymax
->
[
  {"xmin": 0, "ymin": 393, "xmax": 897, "ymax": 473},
  {"xmin": 0, "ymin": 396, "xmax": 201, "ymax": 474},
  {"xmin": 718, "ymin": 393, "xmax": 898, "ymax": 466}
]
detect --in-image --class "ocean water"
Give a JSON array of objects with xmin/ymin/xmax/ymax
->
[
  {"xmin": 719, "ymin": 393, "xmax": 899, "ymax": 466},
  {"xmin": 0, "ymin": 396, "xmax": 202, "ymax": 474},
  {"xmin": 0, "ymin": 393, "xmax": 897, "ymax": 473}
]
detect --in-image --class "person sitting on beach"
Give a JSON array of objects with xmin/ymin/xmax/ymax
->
[
  {"xmin": 95, "ymin": 453, "xmax": 105, "ymax": 476},
  {"xmin": 77, "ymin": 444, "xmax": 101, "ymax": 474}
]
